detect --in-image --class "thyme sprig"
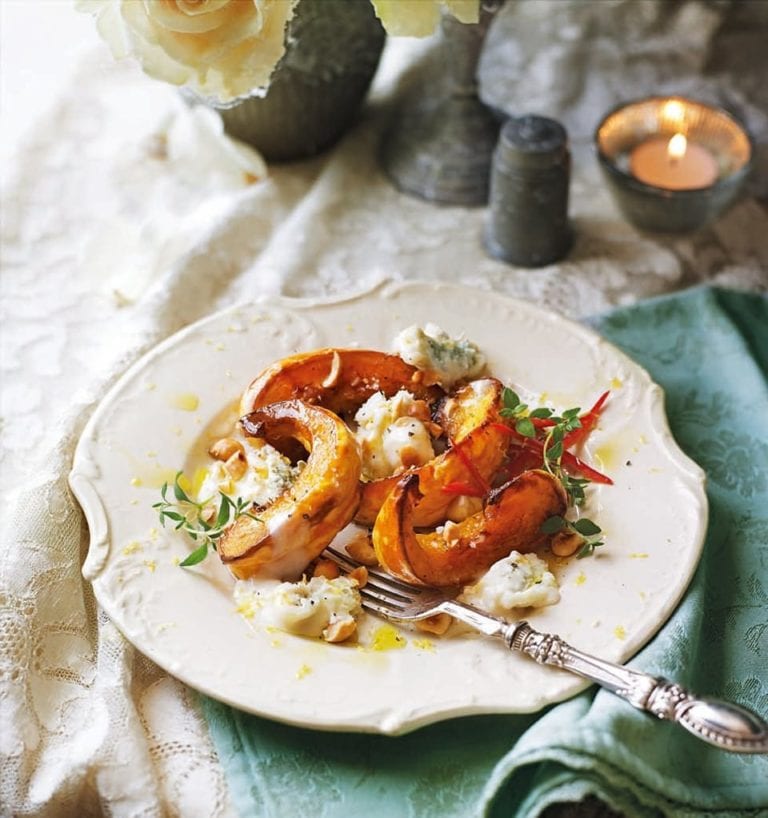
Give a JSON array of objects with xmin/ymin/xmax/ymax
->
[
  {"xmin": 153, "ymin": 472, "xmax": 260, "ymax": 567},
  {"xmin": 540, "ymin": 514, "xmax": 605, "ymax": 559},
  {"xmin": 500, "ymin": 387, "xmax": 548, "ymax": 439},
  {"xmin": 501, "ymin": 388, "xmax": 606, "ymax": 558}
]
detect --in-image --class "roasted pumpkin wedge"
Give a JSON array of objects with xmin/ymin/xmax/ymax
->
[
  {"xmin": 240, "ymin": 348, "xmax": 441, "ymax": 417},
  {"xmin": 219, "ymin": 400, "xmax": 362, "ymax": 580},
  {"xmin": 355, "ymin": 379, "xmax": 510, "ymax": 528},
  {"xmin": 372, "ymin": 469, "xmax": 567, "ymax": 587}
]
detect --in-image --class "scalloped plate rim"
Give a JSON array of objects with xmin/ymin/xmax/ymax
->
[{"xmin": 69, "ymin": 280, "xmax": 708, "ymax": 734}]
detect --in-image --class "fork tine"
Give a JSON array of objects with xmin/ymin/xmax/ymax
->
[
  {"xmin": 322, "ymin": 545, "xmax": 452, "ymax": 621},
  {"xmin": 358, "ymin": 583, "xmax": 411, "ymax": 610},
  {"xmin": 356, "ymin": 595, "xmax": 405, "ymax": 619},
  {"xmin": 323, "ymin": 550, "xmax": 414, "ymax": 604},
  {"xmin": 324, "ymin": 546, "xmax": 426, "ymax": 597}
]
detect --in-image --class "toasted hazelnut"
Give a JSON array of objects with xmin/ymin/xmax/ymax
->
[
  {"xmin": 415, "ymin": 613, "xmax": 453, "ymax": 636},
  {"xmin": 425, "ymin": 421, "xmax": 444, "ymax": 438},
  {"xmin": 209, "ymin": 437, "xmax": 245, "ymax": 461},
  {"xmin": 346, "ymin": 534, "xmax": 379, "ymax": 566},
  {"xmin": 225, "ymin": 451, "xmax": 247, "ymax": 481},
  {"xmin": 313, "ymin": 559, "xmax": 341, "ymax": 580},
  {"xmin": 406, "ymin": 400, "xmax": 432, "ymax": 422},
  {"xmin": 323, "ymin": 616, "xmax": 357, "ymax": 643},
  {"xmin": 348, "ymin": 566, "xmax": 368, "ymax": 588},
  {"xmin": 551, "ymin": 529, "xmax": 584, "ymax": 557},
  {"xmin": 400, "ymin": 446, "xmax": 424, "ymax": 469}
]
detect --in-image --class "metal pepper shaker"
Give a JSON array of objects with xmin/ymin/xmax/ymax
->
[{"xmin": 485, "ymin": 115, "xmax": 573, "ymax": 267}]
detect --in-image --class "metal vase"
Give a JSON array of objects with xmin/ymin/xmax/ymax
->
[
  {"xmin": 210, "ymin": 0, "xmax": 385, "ymax": 162},
  {"xmin": 379, "ymin": 3, "xmax": 503, "ymax": 206}
]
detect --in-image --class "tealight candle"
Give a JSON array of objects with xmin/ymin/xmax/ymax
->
[
  {"xmin": 595, "ymin": 96, "xmax": 753, "ymax": 232},
  {"xmin": 629, "ymin": 133, "xmax": 719, "ymax": 190}
]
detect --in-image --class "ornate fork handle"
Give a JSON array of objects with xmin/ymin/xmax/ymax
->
[{"xmin": 441, "ymin": 603, "xmax": 768, "ymax": 754}]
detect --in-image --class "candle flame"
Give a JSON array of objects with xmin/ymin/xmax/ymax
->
[
  {"xmin": 667, "ymin": 133, "xmax": 687, "ymax": 160},
  {"xmin": 662, "ymin": 99, "xmax": 686, "ymax": 124}
]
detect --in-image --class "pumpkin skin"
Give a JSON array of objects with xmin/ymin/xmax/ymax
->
[
  {"xmin": 240, "ymin": 348, "xmax": 442, "ymax": 418},
  {"xmin": 355, "ymin": 379, "xmax": 511, "ymax": 528},
  {"xmin": 219, "ymin": 400, "xmax": 362, "ymax": 580},
  {"xmin": 372, "ymin": 469, "xmax": 567, "ymax": 587}
]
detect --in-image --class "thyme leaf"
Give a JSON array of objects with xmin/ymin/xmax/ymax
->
[
  {"xmin": 154, "ymin": 472, "xmax": 260, "ymax": 568},
  {"xmin": 540, "ymin": 514, "xmax": 604, "ymax": 559}
]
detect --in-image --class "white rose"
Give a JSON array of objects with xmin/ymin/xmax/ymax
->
[
  {"xmin": 77, "ymin": 0, "xmax": 300, "ymax": 103},
  {"xmin": 370, "ymin": 0, "xmax": 479, "ymax": 37}
]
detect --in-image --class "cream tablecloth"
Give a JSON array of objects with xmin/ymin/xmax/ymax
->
[{"xmin": 1, "ymin": 2, "xmax": 766, "ymax": 816}]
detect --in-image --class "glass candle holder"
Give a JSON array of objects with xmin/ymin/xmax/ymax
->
[{"xmin": 595, "ymin": 96, "xmax": 753, "ymax": 233}]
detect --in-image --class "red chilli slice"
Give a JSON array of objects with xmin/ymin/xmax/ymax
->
[
  {"xmin": 441, "ymin": 481, "xmax": 486, "ymax": 497},
  {"xmin": 489, "ymin": 422, "xmax": 613, "ymax": 485},
  {"xmin": 564, "ymin": 391, "xmax": 610, "ymax": 449},
  {"xmin": 449, "ymin": 436, "xmax": 491, "ymax": 495}
]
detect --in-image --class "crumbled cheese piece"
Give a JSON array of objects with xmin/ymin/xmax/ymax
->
[
  {"xmin": 394, "ymin": 323, "xmax": 485, "ymax": 387},
  {"xmin": 445, "ymin": 493, "xmax": 483, "ymax": 522},
  {"xmin": 460, "ymin": 551, "xmax": 560, "ymax": 613},
  {"xmin": 197, "ymin": 431, "xmax": 301, "ymax": 507},
  {"xmin": 354, "ymin": 390, "xmax": 434, "ymax": 481},
  {"xmin": 234, "ymin": 576, "xmax": 362, "ymax": 640}
]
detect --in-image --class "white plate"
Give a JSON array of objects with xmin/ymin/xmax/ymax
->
[{"xmin": 70, "ymin": 281, "xmax": 707, "ymax": 734}]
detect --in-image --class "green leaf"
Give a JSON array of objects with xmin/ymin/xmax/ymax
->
[
  {"xmin": 529, "ymin": 407, "xmax": 553, "ymax": 419},
  {"xmin": 172, "ymin": 473, "xmax": 191, "ymax": 503},
  {"xmin": 502, "ymin": 388, "xmax": 520, "ymax": 410},
  {"xmin": 577, "ymin": 540, "xmax": 604, "ymax": 559},
  {"xmin": 547, "ymin": 440, "xmax": 563, "ymax": 460},
  {"xmin": 563, "ymin": 407, "xmax": 581, "ymax": 419},
  {"xmin": 160, "ymin": 482, "xmax": 169, "ymax": 501},
  {"xmin": 572, "ymin": 518, "xmax": 602, "ymax": 536},
  {"xmin": 540, "ymin": 515, "xmax": 566, "ymax": 534},
  {"xmin": 515, "ymin": 418, "xmax": 536, "ymax": 438},
  {"xmin": 214, "ymin": 499, "xmax": 232, "ymax": 529},
  {"xmin": 179, "ymin": 543, "xmax": 209, "ymax": 567},
  {"xmin": 161, "ymin": 510, "xmax": 185, "ymax": 522}
]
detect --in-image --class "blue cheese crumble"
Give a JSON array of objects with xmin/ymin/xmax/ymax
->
[
  {"xmin": 198, "ymin": 432, "xmax": 301, "ymax": 507},
  {"xmin": 353, "ymin": 390, "xmax": 435, "ymax": 481},
  {"xmin": 234, "ymin": 576, "xmax": 362, "ymax": 642},
  {"xmin": 460, "ymin": 552, "xmax": 560, "ymax": 613},
  {"xmin": 394, "ymin": 323, "xmax": 485, "ymax": 387}
]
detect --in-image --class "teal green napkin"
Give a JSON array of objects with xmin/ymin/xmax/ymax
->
[{"xmin": 201, "ymin": 287, "xmax": 768, "ymax": 818}]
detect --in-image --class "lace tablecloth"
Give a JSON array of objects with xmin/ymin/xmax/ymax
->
[{"xmin": 1, "ymin": 2, "xmax": 766, "ymax": 816}]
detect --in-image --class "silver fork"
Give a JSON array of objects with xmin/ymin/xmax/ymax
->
[{"xmin": 323, "ymin": 546, "xmax": 768, "ymax": 754}]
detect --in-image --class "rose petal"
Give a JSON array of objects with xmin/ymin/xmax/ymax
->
[
  {"xmin": 176, "ymin": 0, "xmax": 233, "ymax": 16},
  {"xmin": 87, "ymin": 0, "xmax": 298, "ymax": 101},
  {"xmin": 371, "ymin": 0, "xmax": 480, "ymax": 36},
  {"xmin": 146, "ymin": 0, "xmax": 245, "ymax": 35},
  {"xmin": 443, "ymin": 0, "xmax": 480, "ymax": 24},
  {"xmin": 370, "ymin": 0, "xmax": 440, "ymax": 37}
]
